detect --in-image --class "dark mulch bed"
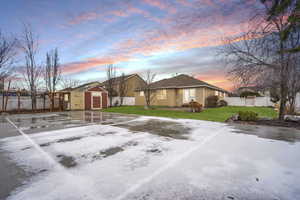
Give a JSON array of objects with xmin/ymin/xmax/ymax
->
[{"xmin": 233, "ymin": 119, "xmax": 300, "ymax": 130}]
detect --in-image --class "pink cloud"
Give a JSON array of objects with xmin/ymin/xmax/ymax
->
[
  {"xmin": 143, "ymin": 0, "xmax": 177, "ymax": 14},
  {"xmin": 62, "ymin": 0, "xmax": 260, "ymax": 78},
  {"xmin": 176, "ymin": 0, "xmax": 192, "ymax": 6},
  {"xmin": 195, "ymin": 71, "xmax": 234, "ymax": 91},
  {"xmin": 67, "ymin": 4, "xmax": 151, "ymax": 25},
  {"xmin": 68, "ymin": 12, "xmax": 101, "ymax": 25}
]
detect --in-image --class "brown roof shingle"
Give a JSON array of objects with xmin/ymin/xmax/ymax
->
[{"xmin": 149, "ymin": 74, "xmax": 227, "ymax": 92}]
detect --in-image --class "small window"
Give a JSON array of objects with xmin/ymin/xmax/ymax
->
[
  {"xmin": 157, "ymin": 89, "xmax": 167, "ymax": 100},
  {"xmin": 64, "ymin": 94, "xmax": 69, "ymax": 101},
  {"xmin": 215, "ymin": 91, "xmax": 219, "ymax": 96},
  {"xmin": 140, "ymin": 91, "xmax": 144, "ymax": 96}
]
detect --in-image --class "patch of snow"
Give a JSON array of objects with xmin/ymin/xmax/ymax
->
[{"xmin": 3, "ymin": 116, "xmax": 288, "ymax": 200}]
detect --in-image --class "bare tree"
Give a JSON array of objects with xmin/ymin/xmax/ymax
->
[
  {"xmin": 118, "ymin": 73, "xmax": 128, "ymax": 106},
  {"xmin": 141, "ymin": 70, "xmax": 156, "ymax": 109},
  {"xmin": 45, "ymin": 48, "xmax": 61, "ymax": 110},
  {"xmin": 20, "ymin": 24, "xmax": 42, "ymax": 110},
  {"xmin": 0, "ymin": 31, "xmax": 17, "ymax": 85},
  {"xmin": 219, "ymin": 5, "xmax": 299, "ymax": 120},
  {"xmin": 287, "ymin": 55, "xmax": 300, "ymax": 113},
  {"xmin": 60, "ymin": 77, "xmax": 82, "ymax": 89},
  {"xmin": 45, "ymin": 48, "xmax": 61, "ymax": 92},
  {"xmin": 105, "ymin": 64, "xmax": 117, "ymax": 107}
]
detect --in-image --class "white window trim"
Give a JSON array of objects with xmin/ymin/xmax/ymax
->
[
  {"xmin": 91, "ymin": 92, "xmax": 102, "ymax": 110},
  {"xmin": 183, "ymin": 88, "xmax": 196, "ymax": 103}
]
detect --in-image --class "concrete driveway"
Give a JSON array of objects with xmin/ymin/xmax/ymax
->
[{"xmin": 0, "ymin": 111, "xmax": 300, "ymax": 200}]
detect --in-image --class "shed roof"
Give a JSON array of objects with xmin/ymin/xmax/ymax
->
[{"xmin": 61, "ymin": 81, "xmax": 105, "ymax": 92}]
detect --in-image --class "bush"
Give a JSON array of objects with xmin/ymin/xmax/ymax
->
[
  {"xmin": 182, "ymin": 103, "xmax": 190, "ymax": 107},
  {"xmin": 189, "ymin": 101, "xmax": 203, "ymax": 112},
  {"xmin": 218, "ymin": 100, "xmax": 228, "ymax": 107},
  {"xmin": 206, "ymin": 95, "xmax": 219, "ymax": 108},
  {"xmin": 238, "ymin": 111, "xmax": 259, "ymax": 121}
]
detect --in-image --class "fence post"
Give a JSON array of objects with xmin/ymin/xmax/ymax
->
[
  {"xmin": 43, "ymin": 93, "xmax": 46, "ymax": 111},
  {"xmin": 1, "ymin": 90, "xmax": 4, "ymax": 111},
  {"xmin": 18, "ymin": 90, "xmax": 21, "ymax": 113},
  {"xmin": 4, "ymin": 81, "xmax": 11, "ymax": 111}
]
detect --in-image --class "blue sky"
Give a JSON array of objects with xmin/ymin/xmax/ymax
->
[{"xmin": 0, "ymin": 0, "xmax": 263, "ymax": 90}]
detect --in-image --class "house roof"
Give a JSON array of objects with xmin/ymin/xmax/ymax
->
[
  {"xmin": 149, "ymin": 74, "xmax": 228, "ymax": 92},
  {"xmin": 61, "ymin": 81, "xmax": 104, "ymax": 92},
  {"xmin": 101, "ymin": 74, "xmax": 141, "ymax": 85}
]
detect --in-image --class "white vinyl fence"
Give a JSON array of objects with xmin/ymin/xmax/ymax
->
[
  {"xmin": 296, "ymin": 93, "xmax": 300, "ymax": 112},
  {"xmin": 1, "ymin": 96, "xmax": 50, "ymax": 111},
  {"xmin": 224, "ymin": 96, "xmax": 275, "ymax": 107},
  {"xmin": 109, "ymin": 97, "xmax": 135, "ymax": 106}
]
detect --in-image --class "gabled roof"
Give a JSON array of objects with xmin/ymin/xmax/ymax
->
[
  {"xmin": 149, "ymin": 74, "xmax": 228, "ymax": 92},
  {"xmin": 101, "ymin": 74, "xmax": 142, "ymax": 85},
  {"xmin": 61, "ymin": 81, "xmax": 104, "ymax": 92}
]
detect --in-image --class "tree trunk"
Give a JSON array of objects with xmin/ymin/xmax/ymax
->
[
  {"xmin": 278, "ymin": 39, "xmax": 288, "ymax": 120},
  {"xmin": 31, "ymin": 91, "xmax": 37, "ymax": 111},
  {"xmin": 279, "ymin": 66, "xmax": 288, "ymax": 120},
  {"xmin": 109, "ymin": 96, "xmax": 113, "ymax": 107}
]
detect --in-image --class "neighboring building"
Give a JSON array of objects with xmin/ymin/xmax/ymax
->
[
  {"xmin": 101, "ymin": 74, "xmax": 146, "ymax": 106},
  {"xmin": 236, "ymin": 86, "xmax": 270, "ymax": 96},
  {"xmin": 101, "ymin": 74, "xmax": 146, "ymax": 97},
  {"xmin": 60, "ymin": 82, "xmax": 108, "ymax": 110},
  {"xmin": 135, "ymin": 74, "xmax": 228, "ymax": 107}
]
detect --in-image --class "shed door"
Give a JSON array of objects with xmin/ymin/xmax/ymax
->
[
  {"xmin": 92, "ymin": 96, "xmax": 101, "ymax": 108},
  {"xmin": 85, "ymin": 92, "xmax": 91, "ymax": 110},
  {"xmin": 102, "ymin": 92, "xmax": 108, "ymax": 108},
  {"xmin": 92, "ymin": 92, "xmax": 102, "ymax": 109}
]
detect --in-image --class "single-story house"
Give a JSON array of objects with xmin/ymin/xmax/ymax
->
[
  {"xmin": 135, "ymin": 74, "xmax": 228, "ymax": 107},
  {"xmin": 60, "ymin": 82, "xmax": 108, "ymax": 110}
]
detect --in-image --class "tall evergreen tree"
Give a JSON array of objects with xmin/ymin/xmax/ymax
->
[{"xmin": 262, "ymin": 0, "xmax": 300, "ymax": 52}]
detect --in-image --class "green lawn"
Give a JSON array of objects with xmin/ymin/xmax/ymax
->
[{"xmin": 103, "ymin": 106, "xmax": 277, "ymax": 122}]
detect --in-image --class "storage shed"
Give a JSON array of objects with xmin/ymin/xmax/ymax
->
[{"xmin": 61, "ymin": 82, "xmax": 108, "ymax": 110}]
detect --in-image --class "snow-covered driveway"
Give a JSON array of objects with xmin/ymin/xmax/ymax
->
[{"xmin": 1, "ymin": 111, "xmax": 300, "ymax": 200}]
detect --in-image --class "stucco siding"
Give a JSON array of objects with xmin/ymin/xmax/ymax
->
[
  {"xmin": 135, "ymin": 89, "xmax": 177, "ymax": 107},
  {"xmin": 195, "ymin": 88, "xmax": 204, "ymax": 105},
  {"xmin": 125, "ymin": 76, "xmax": 146, "ymax": 97},
  {"xmin": 70, "ymin": 91, "xmax": 84, "ymax": 110},
  {"xmin": 135, "ymin": 92, "xmax": 145, "ymax": 106},
  {"xmin": 135, "ymin": 87, "xmax": 227, "ymax": 107}
]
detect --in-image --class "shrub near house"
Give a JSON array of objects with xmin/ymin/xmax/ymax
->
[{"xmin": 238, "ymin": 111, "xmax": 259, "ymax": 121}]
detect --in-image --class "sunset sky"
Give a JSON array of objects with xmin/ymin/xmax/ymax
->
[{"xmin": 0, "ymin": 0, "xmax": 263, "ymax": 91}]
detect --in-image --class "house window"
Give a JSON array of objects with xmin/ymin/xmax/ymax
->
[
  {"xmin": 183, "ymin": 89, "xmax": 196, "ymax": 103},
  {"xmin": 215, "ymin": 91, "xmax": 219, "ymax": 96},
  {"xmin": 64, "ymin": 94, "xmax": 69, "ymax": 101},
  {"xmin": 140, "ymin": 91, "xmax": 144, "ymax": 96},
  {"xmin": 157, "ymin": 89, "xmax": 167, "ymax": 100}
]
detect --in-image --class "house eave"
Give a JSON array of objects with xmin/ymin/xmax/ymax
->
[{"xmin": 136, "ymin": 85, "xmax": 228, "ymax": 93}]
